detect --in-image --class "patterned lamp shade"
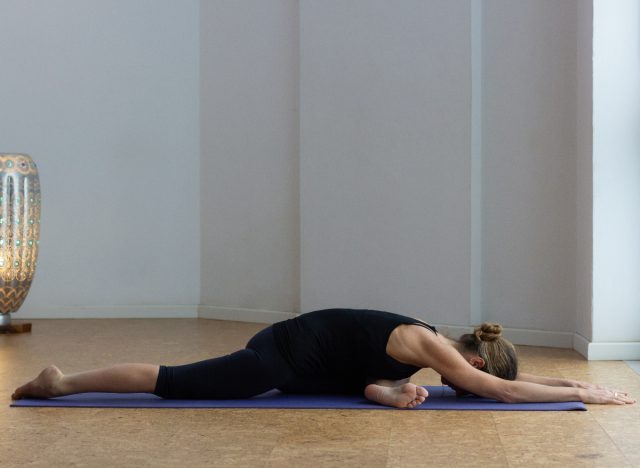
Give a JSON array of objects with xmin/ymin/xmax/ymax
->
[{"xmin": 0, "ymin": 154, "xmax": 40, "ymax": 327}]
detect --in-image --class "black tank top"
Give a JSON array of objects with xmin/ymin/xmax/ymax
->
[{"xmin": 272, "ymin": 309, "xmax": 437, "ymax": 384}]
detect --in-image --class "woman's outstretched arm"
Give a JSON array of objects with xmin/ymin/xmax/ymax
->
[
  {"xmin": 516, "ymin": 372, "xmax": 631, "ymax": 398},
  {"xmin": 516, "ymin": 372, "xmax": 570, "ymax": 386},
  {"xmin": 517, "ymin": 372, "xmax": 618, "ymax": 390},
  {"xmin": 415, "ymin": 333, "xmax": 635, "ymax": 405}
]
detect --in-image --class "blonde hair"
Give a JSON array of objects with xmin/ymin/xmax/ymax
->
[{"xmin": 458, "ymin": 323, "xmax": 518, "ymax": 380}]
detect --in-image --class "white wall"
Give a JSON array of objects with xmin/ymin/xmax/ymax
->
[
  {"xmin": 592, "ymin": 0, "xmax": 640, "ymax": 345},
  {"xmin": 199, "ymin": 0, "xmax": 300, "ymax": 316},
  {"xmin": 0, "ymin": 0, "xmax": 201, "ymax": 318},
  {"xmin": 299, "ymin": 0, "xmax": 472, "ymax": 324},
  {"xmin": 482, "ymin": 0, "xmax": 578, "ymax": 332},
  {"xmin": 3, "ymin": 1, "xmax": 636, "ymax": 358}
]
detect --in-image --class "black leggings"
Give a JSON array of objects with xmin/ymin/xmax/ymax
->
[{"xmin": 153, "ymin": 326, "xmax": 296, "ymax": 399}]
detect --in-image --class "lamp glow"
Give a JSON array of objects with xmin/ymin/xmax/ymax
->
[{"xmin": 0, "ymin": 153, "xmax": 40, "ymax": 331}]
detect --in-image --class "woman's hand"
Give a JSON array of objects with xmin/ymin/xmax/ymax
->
[{"xmin": 579, "ymin": 387, "xmax": 636, "ymax": 405}]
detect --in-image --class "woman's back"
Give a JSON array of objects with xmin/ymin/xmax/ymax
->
[{"xmin": 272, "ymin": 309, "xmax": 436, "ymax": 392}]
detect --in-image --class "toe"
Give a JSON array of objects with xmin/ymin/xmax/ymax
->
[
  {"xmin": 411, "ymin": 398, "xmax": 423, "ymax": 408},
  {"xmin": 12, "ymin": 384, "xmax": 27, "ymax": 400}
]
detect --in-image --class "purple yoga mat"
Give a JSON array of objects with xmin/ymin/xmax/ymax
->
[{"xmin": 11, "ymin": 386, "xmax": 586, "ymax": 411}]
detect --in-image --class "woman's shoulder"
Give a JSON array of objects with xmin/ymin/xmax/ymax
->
[{"xmin": 386, "ymin": 320, "xmax": 444, "ymax": 366}]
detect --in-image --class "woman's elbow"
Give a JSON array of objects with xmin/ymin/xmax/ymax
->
[
  {"xmin": 496, "ymin": 390, "xmax": 517, "ymax": 403},
  {"xmin": 493, "ymin": 383, "xmax": 520, "ymax": 403}
]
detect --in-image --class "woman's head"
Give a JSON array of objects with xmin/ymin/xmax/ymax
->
[{"xmin": 457, "ymin": 323, "xmax": 518, "ymax": 380}]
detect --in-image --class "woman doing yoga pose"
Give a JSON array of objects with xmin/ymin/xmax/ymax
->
[{"xmin": 12, "ymin": 309, "xmax": 635, "ymax": 407}]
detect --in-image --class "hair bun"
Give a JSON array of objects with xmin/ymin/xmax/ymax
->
[{"xmin": 474, "ymin": 323, "xmax": 503, "ymax": 342}]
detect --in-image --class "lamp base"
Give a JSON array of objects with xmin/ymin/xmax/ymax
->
[
  {"xmin": 0, "ymin": 314, "xmax": 32, "ymax": 333},
  {"xmin": 0, "ymin": 321, "xmax": 32, "ymax": 333}
]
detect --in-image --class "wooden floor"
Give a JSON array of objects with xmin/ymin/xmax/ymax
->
[{"xmin": 1, "ymin": 319, "xmax": 639, "ymax": 467}]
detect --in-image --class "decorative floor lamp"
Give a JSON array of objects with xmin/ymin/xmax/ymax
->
[{"xmin": 0, "ymin": 153, "xmax": 40, "ymax": 333}]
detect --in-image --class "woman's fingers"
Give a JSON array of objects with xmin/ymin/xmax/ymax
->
[
  {"xmin": 608, "ymin": 389, "xmax": 635, "ymax": 404},
  {"xmin": 617, "ymin": 393, "xmax": 636, "ymax": 404}
]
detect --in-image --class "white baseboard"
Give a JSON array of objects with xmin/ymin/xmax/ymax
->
[
  {"xmin": 198, "ymin": 305, "xmax": 298, "ymax": 324},
  {"xmin": 18, "ymin": 305, "xmax": 198, "ymax": 319},
  {"xmin": 439, "ymin": 326, "xmax": 640, "ymax": 360},
  {"xmin": 433, "ymin": 324, "xmax": 575, "ymax": 349},
  {"xmin": 195, "ymin": 311, "xmax": 577, "ymax": 350},
  {"xmin": 583, "ymin": 341, "xmax": 640, "ymax": 361},
  {"xmin": 573, "ymin": 333, "xmax": 640, "ymax": 360},
  {"xmin": 15, "ymin": 305, "xmax": 640, "ymax": 361},
  {"xmin": 573, "ymin": 333, "xmax": 590, "ymax": 359}
]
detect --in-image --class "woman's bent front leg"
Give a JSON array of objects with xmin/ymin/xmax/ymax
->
[{"xmin": 364, "ymin": 378, "xmax": 429, "ymax": 409}]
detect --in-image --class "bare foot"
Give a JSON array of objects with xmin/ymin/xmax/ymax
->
[
  {"xmin": 364, "ymin": 383, "xmax": 428, "ymax": 409},
  {"xmin": 12, "ymin": 365, "xmax": 65, "ymax": 400}
]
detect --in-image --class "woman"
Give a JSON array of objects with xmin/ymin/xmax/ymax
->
[{"xmin": 11, "ymin": 309, "xmax": 635, "ymax": 407}]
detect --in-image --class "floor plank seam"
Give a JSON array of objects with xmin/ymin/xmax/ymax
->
[
  {"xmin": 490, "ymin": 412, "xmax": 513, "ymax": 468},
  {"xmin": 594, "ymin": 415, "xmax": 636, "ymax": 467},
  {"xmin": 383, "ymin": 415, "xmax": 393, "ymax": 468}
]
